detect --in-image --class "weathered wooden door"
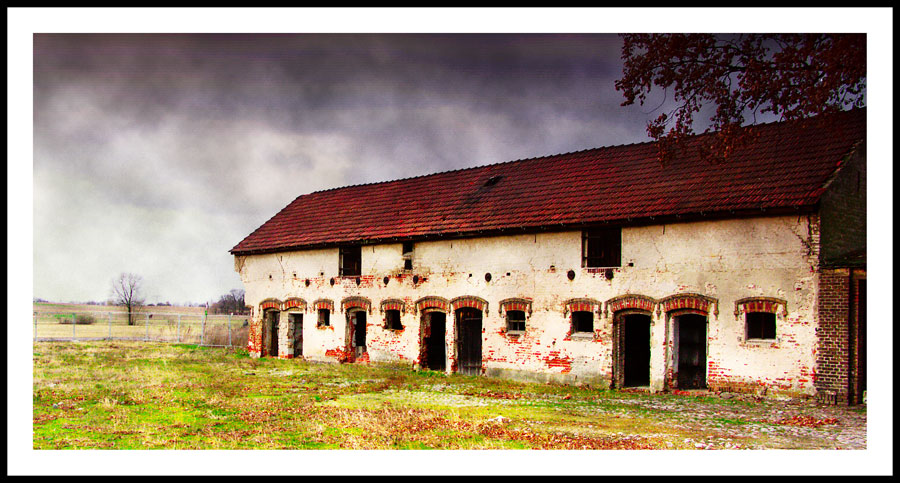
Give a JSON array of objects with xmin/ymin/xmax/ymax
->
[
  {"xmin": 677, "ymin": 314, "xmax": 706, "ymax": 389},
  {"xmin": 291, "ymin": 313, "xmax": 303, "ymax": 357},
  {"xmin": 456, "ymin": 308, "xmax": 482, "ymax": 376}
]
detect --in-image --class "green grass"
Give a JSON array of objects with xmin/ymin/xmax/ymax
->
[{"xmin": 32, "ymin": 341, "xmax": 856, "ymax": 450}]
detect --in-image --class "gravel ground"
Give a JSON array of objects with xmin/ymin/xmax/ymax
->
[
  {"xmin": 384, "ymin": 386, "xmax": 866, "ymax": 450},
  {"xmin": 602, "ymin": 391, "xmax": 867, "ymax": 450}
]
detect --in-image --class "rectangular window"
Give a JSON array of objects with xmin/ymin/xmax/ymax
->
[
  {"xmin": 318, "ymin": 309, "xmax": 330, "ymax": 327},
  {"xmin": 402, "ymin": 242, "xmax": 414, "ymax": 271},
  {"xmin": 583, "ymin": 227, "xmax": 622, "ymax": 268},
  {"xmin": 384, "ymin": 309, "xmax": 403, "ymax": 330},
  {"xmin": 746, "ymin": 312, "xmax": 776, "ymax": 339},
  {"xmin": 506, "ymin": 310, "xmax": 526, "ymax": 333},
  {"xmin": 572, "ymin": 311, "xmax": 594, "ymax": 333},
  {"xmin": 339, "ymin": 245, "xmax": 362, "ymax": 277}
]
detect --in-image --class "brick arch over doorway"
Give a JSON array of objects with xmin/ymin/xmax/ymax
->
[
  {"xmin": 659, "ymin": 293, "xmax": 718, "ymax": 390},
  {"xmin": 607, "ymin": 294, "xmax": 656, "ymax": 389},
  {"xmin": 414, "ymin": 296, "xmax": 450, "ymax": 315}
]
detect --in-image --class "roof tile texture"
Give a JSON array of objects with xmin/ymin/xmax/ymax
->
[{"xmin": 231, "ymin": 109, "xmax": 865, "ymax": 255}]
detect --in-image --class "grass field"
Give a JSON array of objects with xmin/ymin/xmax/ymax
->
[{"xmin": 32, "ymin": 341, "xmax": 866, "ymax": 450}]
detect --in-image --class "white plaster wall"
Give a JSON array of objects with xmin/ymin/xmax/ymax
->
[{"xmin": 235, "ymin": 214, "xmax": 820, "ymax": 395}]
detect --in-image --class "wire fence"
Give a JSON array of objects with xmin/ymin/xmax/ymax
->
[{"xmin": 32, "ymin": 310, "xmax": 251, "ymax": 348}]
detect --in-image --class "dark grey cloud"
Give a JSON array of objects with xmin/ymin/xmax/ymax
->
[{"xmin": 33, "ymin": 33, "xmax": 658, "ymax": 303}]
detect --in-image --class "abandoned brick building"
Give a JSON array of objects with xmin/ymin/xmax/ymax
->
[{"xmin": 230, "ymin": 108, "xmax": 867, "ymax": 405}]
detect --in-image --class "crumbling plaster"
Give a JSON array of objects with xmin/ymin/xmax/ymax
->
[{"xmin": 235, "ymin": 214, "xmax": 821, "ymax": 396}]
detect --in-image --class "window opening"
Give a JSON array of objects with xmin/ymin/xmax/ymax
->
[
  {"xmin": 506, "ymin": 310, "xmax": 526, "ymax": 332},
  {"xmin": 318, "ymin": 308, "xmax": 330, "ymax": 327},
  {"xmin": 402, "ymin": 242, "xmax": 414, "ymax": 270},
  {"xmin": 572, "ymin": 311, "xmax": 594, "ymax": 333},
  {"xmin": 339, "ymin": 245, "xmax": 362, "ymax": 277},
  {"xmin": 746, "ymin": 312, "xmax": 776, "ymax": 339},
  {"xmin": 583, "ymin": 227, "xmax": 622, "ymax": 268},
  {"xmin": 385, "ymin": 309, "xmax": 403, "ymax": 330}
]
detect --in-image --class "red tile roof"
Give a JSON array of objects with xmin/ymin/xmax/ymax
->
[{"xmin": 231, "ymin": 109, "xmax": 866, "ymax": 255}]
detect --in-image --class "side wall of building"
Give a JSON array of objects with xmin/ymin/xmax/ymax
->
[
  {"xmin": 235, "ymin": 214, "xmax": 821, "ymax": 397},
  {"xmin": 819, "ymin": 141, "xmax": 866, "ymax": 263}
]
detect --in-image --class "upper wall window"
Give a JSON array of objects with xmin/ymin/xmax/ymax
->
[
  {"xmin": 402, "ymin": 242, "xmax": 414, "ymax": 271},
  {"xmin": 583, "ymin": 227, "xmax": 621, "ymax": 268},
  {"xmin": 339, "ymin": 245, "xmax": 362, "ymax": 277},
  {"xmin": 746, "ymin": 312, "xmax": 776, "ymax": 340}
]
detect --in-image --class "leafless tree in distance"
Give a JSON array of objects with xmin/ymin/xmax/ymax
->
[
  {"xmin": 111, "ymin": 272, "xmax": 145, "ymax": 325},
  {"xmin": 211, "ymin": 289, "xmax": 247, "ymax": 315}
]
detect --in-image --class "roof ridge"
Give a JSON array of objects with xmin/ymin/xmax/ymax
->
[{"xmin": 304, "ymin": 107, "xmax": 866, "ymax": 196}]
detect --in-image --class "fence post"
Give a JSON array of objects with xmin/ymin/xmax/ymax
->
[
  {"xmin": 108, "ymin": 312, "xmax": 112, "ymax": 340},
  {"xmin": 72, "ymin": 313, "xmax": 77, "ymax": 340},
  {"xmin": 228, "ymin": 314, "xmax": 232, "ymax": 347},
  {"xmin": 177, "ymin": 314, "xmax": 181, "ymax": 343},
  {"xmin": 201, "ymin": 312, "xmax": 206, "ymax": 346},
  {"xmin": 145, "ymin": 313, "xmax": 150, "ymax": 341}
]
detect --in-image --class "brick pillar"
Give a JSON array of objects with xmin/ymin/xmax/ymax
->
[{"xmin": 815, "ymin": 268, "xmax": 850, "ymax": 404}]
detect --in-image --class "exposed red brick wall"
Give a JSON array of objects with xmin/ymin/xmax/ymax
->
[{"xmin": 815, "ymin": 268, "xmax": 851, "ymax": 404}]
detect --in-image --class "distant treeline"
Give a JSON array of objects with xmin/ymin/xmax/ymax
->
[{"xmin": 33, "ymin": 298, "xmax": 211, "ymax": 308}]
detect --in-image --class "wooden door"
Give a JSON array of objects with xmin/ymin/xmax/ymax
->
[
  {"xmin": 677, "ymin": 314, "xmax": 706, "ymax": 389},
  {"xmin": 456, "ymin": 308, "xmax": 482, "ymax": 376},
  {"xmin": 291, "ymin": 313, "xmax": 303, "ymax": 357}
]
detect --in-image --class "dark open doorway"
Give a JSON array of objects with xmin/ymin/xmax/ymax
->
[
  {"xmin": 265, "ymin": 309, "xmax": 280, "ymax": 358},
  {"xmin": 348, "ymin": 310, "xmax": 367, "ymax": 359},
  {"xmin": 456, "ymin": 308, "xmax": 483, "ymax": 376},
  {"xmin": 676, "ymin": 314, "xmax": 707, "ymax": 389},
  {"xmin": 620, "ymin": 313, "xmax": 651, "ymax": 387},
  {"xmin": 420, "ymin": 311, "xmax": 446, "ymax": 371}
]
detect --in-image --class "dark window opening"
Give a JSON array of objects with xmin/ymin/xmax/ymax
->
[
  {"xmin": 746, "ymin": 312, "xmax": 776, "ymax": 339},
  {"xmin": 339, "ymin": 245, "xmax": 362, "ymax": 277},
  {"xmin": 385, "ymin": 309, "xmax": 403, "ymax": 330},
  {"xmin": 583, "ymin": 227, "xmax": 622, "ymax": 268},
  {"xmin": 402, "ymin": 242, "xmax": 414, "ymax": 270},
  {"xmin": 318, "ymin": 309, "xmax": 330, "ymax": 327},
  {"xmin": 572, "ymin": 311, "xmax": 594, "ymax": 334},
  {"xmin": 506, "ymin": 310, "xmax": 526, "ymax": 332}
]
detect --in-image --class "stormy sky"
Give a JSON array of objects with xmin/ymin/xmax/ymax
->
[
  {"xmin": 22, "ymin": 9, "xmax": 890, "ymax": 311},
  {"xmin": 31, "ymin": 32, "xmax": 673, "ymax": 304},
  {"xmin": 11, "ymin": 7, "xmax": 894, "ymax": 476},
  {"xmin": 29, "ymin": 23, "xmax": 889, "ymax": 306}
]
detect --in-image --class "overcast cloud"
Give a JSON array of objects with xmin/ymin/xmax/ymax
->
[{"xmin": 33, "ymin": 32, "xmax": 671, "ymax": 304}]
